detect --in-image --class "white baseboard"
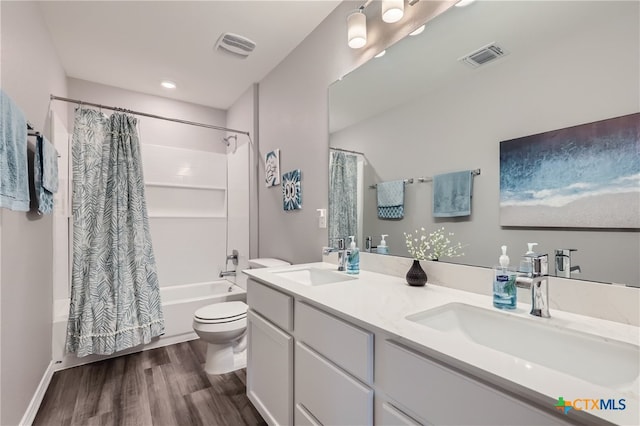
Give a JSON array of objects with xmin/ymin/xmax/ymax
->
[{"xmin": 19, "ymin": 360, "xmax": 56, "ymax": 426}]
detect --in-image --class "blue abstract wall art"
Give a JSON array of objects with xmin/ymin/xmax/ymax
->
[
  {"xmin": 282, "ymin": 169, "xmax": 302, "ymax": 211},
  {"xmin": 500, "ymin": 113, "xmax": 639, "ymax": 228}
]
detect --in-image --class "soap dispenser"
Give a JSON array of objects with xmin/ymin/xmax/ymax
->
[
  {"xmin": 346, "ymin": 236, "xmax": 360, "ymax": 275},
  {"xmin": 520, "ymin": 242, "xmax": 538, "ymax": 275},
  {"xmin": 493, "ymin": 245, "xmax": 516, "ymax": 310},
  {"xmin": 376, "ymin": 235, "xmax": 389, "ymax": 255}
]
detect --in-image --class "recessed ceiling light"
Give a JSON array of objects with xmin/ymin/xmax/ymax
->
[
  {"xmin": 375, "ymin": 50, "xmax": 386, "ymax": 58},
  {"xmin": 161, "ymin": 80, "xmax": 177, "ymax": 89},
  {"xmin": 455, "ymin": 0, "xmax": 476, "ymax": 7},
  {"xmin": 409, "ymin": 25, "xmax": 425, "ymax": 36}
]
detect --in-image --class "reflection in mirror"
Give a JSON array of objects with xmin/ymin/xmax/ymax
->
[{"xmin": 328, "ymin": 1, "xmax": 639, "ymax": 286}]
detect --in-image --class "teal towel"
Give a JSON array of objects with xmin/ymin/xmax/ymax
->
[
  {"xmin": 432, "ymin": 170, "xmax": 473, "ymax": 217},
  {"xmin": 35, "ymin": 135, "xmax": 58, "ymax": 214},
  {"xmin": 0, "ymin": 89, "xmax": 30, "ymax": 211},
  {"xmin": 377, "ymin": 180, "xmax": 405, "ymax": 219}
]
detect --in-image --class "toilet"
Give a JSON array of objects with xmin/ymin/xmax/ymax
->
[{"xmin": 192, "ymin": 257, "xmax": 290, "ymax": 375}]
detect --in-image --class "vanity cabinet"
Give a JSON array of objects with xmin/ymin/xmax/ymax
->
[
  {"xmin": 246, "ymin": 276, "xmax": 574, "ymax": 426},
  {"xmin": 246, "ymin": 280, "xmax": 294, "ymax": 426}
]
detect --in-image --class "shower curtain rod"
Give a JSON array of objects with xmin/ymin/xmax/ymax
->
[
  {"xmin": 50, "ymin": 95, "xmax": 250, "ymax": 137},
  {"xmin": 330, "ymin": 147, "xmax": 365, "ymax": 156}
]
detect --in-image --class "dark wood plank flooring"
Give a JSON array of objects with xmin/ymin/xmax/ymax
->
[{"xmin": 33, "ymin": 340, "xmax": 266, "ymax": 426}]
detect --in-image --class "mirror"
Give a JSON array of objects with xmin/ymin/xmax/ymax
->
[{"xmin": 329, "ymin": 1, "xmax": 639, "ymax": 287}]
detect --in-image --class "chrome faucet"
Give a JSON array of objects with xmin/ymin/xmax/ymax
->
[
  {"xmin": 219, "ymin": 270, "xmax": 236, "ymax": 278},
  {"xmin": 555, "ymin": 249, "xmax": 580, "ymax": 278},
  {"xmin": 324, "ymin": 238, "xmax": 347, "ymax": 271},
  {"xmin": 365, "ymin": 236, "xmax": 372, "ymax": 253},
  {"xmin": 528, "ymin": 254, "xmax": 550, "ymax": 318}
]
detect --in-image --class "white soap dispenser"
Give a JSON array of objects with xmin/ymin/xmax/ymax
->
[
  {"xmin": 520, "ymin": 242, "xmax": 538, "ymax": 274},
  {"xmin": 377, "ymin": 234, "xmax": 389, "ymax": 254}
]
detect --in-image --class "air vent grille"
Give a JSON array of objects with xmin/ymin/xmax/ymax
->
[
  {"xmin": 215, "ymin": 33, "xmax": 256, "ymax": 59},
  {"xmin": 459, "ymin": 43, "xmax": 508, "ymax": 68}
]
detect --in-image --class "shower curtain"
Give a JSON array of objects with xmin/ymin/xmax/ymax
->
[
  {"xmin": 329, "ymin": 151, "xmax": 358, "ymax": 244},
  {"xmin": 67, "ymin": 108, "xmax": 164, "ymax": 357}
]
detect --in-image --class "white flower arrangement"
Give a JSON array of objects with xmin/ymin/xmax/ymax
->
[{"xmin": 404, "ymin": 227, "xmax": 465, "ymax": 261}]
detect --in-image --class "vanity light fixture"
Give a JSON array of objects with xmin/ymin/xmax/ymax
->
[
  {"xmin": 347, "ymin": 8, "xmax": 367, "ymax": 49},
  {"xmin": 161, "ymin": 80, "xmax": 177, "ymax": 89},
  {"xmin": 382, "ymin": 0, "xmax": 404, "ymax": 23},
  {"xmin": 409, "ymin": 24, "xmax": 425, "ymax": 36},
  {"xmin": 455, "ymin": 0, "xmax": 477, "ymax": 7}
]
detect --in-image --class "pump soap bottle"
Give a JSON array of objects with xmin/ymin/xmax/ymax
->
[
  {"xmin": 493, "ymin": 245, "xmax": 517, "ymax": 310},
  {"xmin": 519, "ymin": 242, "xmax": 538, "ymax": 275},
  {"xmin": 376, "ymin": 235, "xmax": 389, "ymax": 254},
  {"xmin": 347, "ymin": 236, "xmax": 360, "ymax": 275}
]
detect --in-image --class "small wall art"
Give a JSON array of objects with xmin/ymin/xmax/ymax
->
[
  {"xmin": 265, "ymin": 149, "xmax": 280, "ymax": 187},
  {"xmin": 500, "ymin": 113, "xmax": 639, "ymax": 228},
  {"xmin": 282, "ymin": 169, "xmax": 302, "ymax": 211}
]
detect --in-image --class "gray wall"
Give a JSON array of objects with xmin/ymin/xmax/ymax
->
[
  {"xmin": 0, "ymin": 2, "xmax": 68, "ymax": 424},
  {"xmin": 257, "ymin": 0, "xmax": 453, "ymax": 263}
]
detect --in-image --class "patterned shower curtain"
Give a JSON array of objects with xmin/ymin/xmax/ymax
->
[
  {"xmin": 67, "ymin": 108, "xmax": 164, "ymax": 357},
  {"xmin": 328, "ymin": 151, "xmax": 358, "ymax": 245}
]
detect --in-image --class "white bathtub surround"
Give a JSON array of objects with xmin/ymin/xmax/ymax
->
[
  {"xmin": 245, "ymin": 262, "xmax": 639, "ymax": 425},
  {"xmin": 52, "ymin": 281, "xmax": 245, "ymax": 371},
  {"xmin": 324, "ymin": 252, "xmax": 640, "ymax": 327}
]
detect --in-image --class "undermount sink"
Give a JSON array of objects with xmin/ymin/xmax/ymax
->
[
  {"xmin": 406, "ymin": 303, "xmax": 639, "ymax": 388},
  {"xmin": 273, "ymin": 267, "xmax": 357, "ymax": 286}
]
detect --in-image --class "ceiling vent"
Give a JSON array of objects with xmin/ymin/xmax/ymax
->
[
  {"xmin": 215, "ymin": 33, "xmax": 256, "ymax": 59},
  {"xmin": 459, "ymin": 42, "xmax": 508, "ymax": 68}
]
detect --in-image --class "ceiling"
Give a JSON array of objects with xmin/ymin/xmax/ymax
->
[
  {"xmin": 330, "ymin": 0, "xmax": 629, "ymax": 132},
  {"xmin": 38, "ymin": 0, "xmax": 341, "ymax": 110}
]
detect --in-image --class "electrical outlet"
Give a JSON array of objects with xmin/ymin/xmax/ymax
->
[{"xmin": 319, "ymin": 215, "xmax": 327, "ymax": 229}]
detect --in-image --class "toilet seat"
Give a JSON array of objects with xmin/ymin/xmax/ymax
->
[{"xmin": 194, "ymin": 301, "xmax": 247, "ymax": 324}]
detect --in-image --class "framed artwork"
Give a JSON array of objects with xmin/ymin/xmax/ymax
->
[
  {"xmin": 282, "ymin": 169, "xmax": 302, "ymax": 211},
  {"xmin": 265, "ymin": 149, "xmax": 280, "ymax": 187},
  {"xmin": 500, "ymin": 113, "xmax": 639, "ymax": 228}
]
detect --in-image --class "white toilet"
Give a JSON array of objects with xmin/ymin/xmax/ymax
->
[{"xmin": 192, "ymin": 258, "xmax": 290, "ymax": 375}]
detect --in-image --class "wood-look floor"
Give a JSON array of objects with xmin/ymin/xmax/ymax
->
[{"xmin": 33, "ymin": 340, "xmax": 266, "ymax": 426}]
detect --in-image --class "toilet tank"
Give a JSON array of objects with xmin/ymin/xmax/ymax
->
[{"xmin": 248, "ymin": 258, "xmax": 291, "ymax": 269}]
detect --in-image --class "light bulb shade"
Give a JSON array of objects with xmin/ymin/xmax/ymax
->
[
  {"xmin": 347, "ymin": 11, "xmax": 367, "ymax": 49},
  {"xmin": 382, "ymin": 0, "xmax": 404, "ymax": 23}
]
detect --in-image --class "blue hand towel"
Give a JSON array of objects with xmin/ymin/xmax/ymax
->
[
  {"xmin": 34, "ymin": 135, "xmax": 58, "ymax": 214},
  {"xmin": 377, "ymin": 180, "xmax": 405, "ymax": 219},
  {"xmin": 0, "ymin": 89, "xmax": 30, "ymax": 211},
  {"xmin": 432, "ymin": 170, "xmax": 473, "ymax": 217}
]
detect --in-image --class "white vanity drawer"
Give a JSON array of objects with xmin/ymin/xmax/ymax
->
[
  {"xmin": 247, "ymin": 279, "xmax": 293, "ymax": 332},
  {"xmin": 381, "ymin": 341, "xmax": 568, "ymax": 426},
  {"xmin": 296, "ymin": 342, "xmax": 373, "ymax": 426},
  {"xmin": 296, "ymin": 301, "xmax": 373, "ymax": 384},
  {"xmin": 378, "ymin": 402, "xmax": 422, "ymax": 426}
]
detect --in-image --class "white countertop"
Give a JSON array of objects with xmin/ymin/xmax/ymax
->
[{"xmin": 244, "ymin": 262, "xmax": 640, "ymax": 425}]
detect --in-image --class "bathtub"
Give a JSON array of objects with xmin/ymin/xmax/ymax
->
[{"xmin": 52, "ymin": 280, "xmax": 246, "ymax": 370}]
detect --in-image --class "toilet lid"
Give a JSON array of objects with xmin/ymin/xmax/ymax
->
[{"xmin": 194, "ymin": 301, "xmax": 248, "ymax": 321}]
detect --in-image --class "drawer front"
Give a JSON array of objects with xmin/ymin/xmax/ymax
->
[
  {"xmin": 378, "ymin": 402, "xmax": 422, "ymax": 426},
  {"xmin": 296, "ymin": 301, "xmax": 373, "ymax": 384},
  {"xmin": 295, "ymin": 404, "xmax": 322, "ymax": 426},
  {"xmin": 247, "ymin": 279, "xmax": 293, "ymax": 332},
  {"xmin": 381, "ymin": 341, "xmax": 567, "ymax": 426},
  {"xmin": 296, "ymin": 342, "xmax": 373, "ymax": 426}
]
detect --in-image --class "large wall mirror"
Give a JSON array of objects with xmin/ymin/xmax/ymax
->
[{"xmin": 328, "ymin": 1, "xmax": 639, "ymax": 287}]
